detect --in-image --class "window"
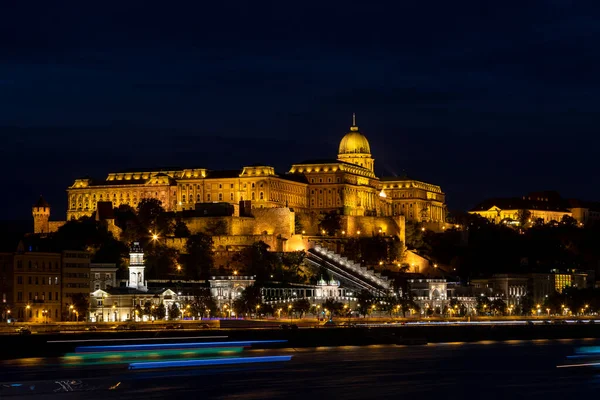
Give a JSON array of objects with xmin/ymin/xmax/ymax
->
[
  {"xmin": 35, "ymin": 277, "xmax": 38, "ymax": 285},
  {"xmin": 251, "ymin": 192, "xmax": 256, "ymax": 200},
  {"xmin": 17, "ymin": 276, "xmax": 22, "ymax": 284},
  {"xmin": 95, "ymin": 284, "xmax": 100, "ymax": 290},
  {"xmin": 17, "ymin": 292, "xmax": 23, "ymax": 301},
  {"xmin": 55, "ymin": 292, "xmax": 58, "ymax": 300},
  {"xmin": 197, "ymin": 194, "xmax": 201, "ymax": 202},
  {"xmin": 230, "ymin": 193, "xmax": 234, "ymax": 201},
  {"xmin": 218, "ymin": 193, "xmax": 223, "ymax": 201},
  {"xmin": 230, "ymin": 184, "xmax": 234, "ymax": 189},
  {"xmin": 319, "ymin": 179, "xmax": 323, "ymax": 183},
  {"xmin": 28, "ymin": 277, "xmax": 32, "ymax": 284},
  {"xmin": 252, "ymin": 183, "xmax": 255, "ymax": 189},
  {"xmin": 28, "ymin": 292, "xmax": 32, "ymax": 300},
  {"xmin": 207, "ymin": 194, "xmax": 211, "ymax": 201},
  {"xmin": 48, "ymin": 277, "xmax": 51, "ymax": 285},
  {"xmin": 219, "ymin": 184, "xmax": 222, "ymax": 189},
  {"xmin": 97, "ymin": 300, "xmax": 103, "ymax": 306},
  {"xmin": 182, "ymin": 195, "xmax": 186, "ymax": 203},
  {"xmin": 95, "ymin": 273, "xmax": 100, "ymax": 279},
  {"xmin": 42, "ymin": 292, "xmax": 45, "ymax": 300},
  {"xmin": 48, "ymin": 292, "xmax": 52, "ymax": 300},
  {"xmin": 259, "ymin": 192, "xmax": 264, "ymax": 200},
  {"xmin": 106, "ymin": 273, "xmax": 111, "ymax": 279},
  {"xmin": 55, "ymin": 277, "xmax": 58, "ymax": 285}
]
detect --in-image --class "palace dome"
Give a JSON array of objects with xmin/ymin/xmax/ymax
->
[{"xmin": 338, "ymin": 126, "xmax": 371, "ymax": 155}]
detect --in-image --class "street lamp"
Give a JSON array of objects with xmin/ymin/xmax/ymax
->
[
  {"xmin": 69, "ymin": 304, "xmax": 74, "ymax": 321},
  {"xmin": 288, "ymin": 304, "xmax": 293, "ymax": 323},
  {"xmin": 255, "ymin": 304, "xmax": 260, "ymax": 319}
]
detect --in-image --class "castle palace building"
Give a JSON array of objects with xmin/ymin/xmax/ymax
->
[{"xmin": 61, "ymin": 118, "xmax": 446, "ymax": 229}]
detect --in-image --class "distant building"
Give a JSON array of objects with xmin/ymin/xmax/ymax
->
[
  {"xmin": 472, "ymin": 271, "xmax": 590, "ymax": 307},
  {"xmin": 61, "ymin": 250, "xmax": 91, "ymax": 320},
  {"xmin": 90, "ymin": 263, "xmax": 118, "ymax": 291},
  {"xmin": 12, "ymin": 247, "xmax": 62, "ymax": 322},
  {"xmin": 469, "ymin": 191, "xmax": 572, "ymax": 225}
]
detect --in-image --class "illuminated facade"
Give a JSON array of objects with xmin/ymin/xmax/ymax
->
[
  {"xmin": 469, "ymin": 192, "xmax": 574, "ymax": 225},
  {"xmin": 35, "ymin": 118, "xmax": 445, "ymax": 234}
]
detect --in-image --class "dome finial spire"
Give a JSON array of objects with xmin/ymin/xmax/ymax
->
[{"xmin": 352, "ymin": 112, "xmax": 356, "ymax": 126}]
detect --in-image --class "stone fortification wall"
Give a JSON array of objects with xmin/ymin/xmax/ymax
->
[
  {"xmin": 48, "ymin": 221, "xmax": 66, "ymax": 233},
  {"xmin": 182, "ymin": 208, "xmax": 294, "ymax": 237},
  {"xmin": 342, "ymin": 215, "xmax": 405, "ymax": 243},
  {"xmin": 404, "ymin": 250, "xmax": 430, "ymax": 273}
]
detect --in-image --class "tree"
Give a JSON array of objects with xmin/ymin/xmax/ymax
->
[
  {"xmin": 191, "ymin": 287, "xmax": 218, "ymax": 318},
  {"xmin": 323, "ymin": 298, "xmax": 344, "ymax": 318},
  {"xmin": 114, "ymin": 204, "xmax": 136, "ymax": 231},
  {"xmin": 520, "ymin": 295, "xmax": 534, "ymax": 316},
  {"xmin": 318, "ymin": 211, "xmax": 342, "ymax": 236},
  {"xmin": 388, "ymin": 236, "xmax": 407, "ymax": 263},
  {"xmin": 144, "ymin": 244, "xmax": 179, "ymax": 279},
  {"xmin": 561, "ymin": 215, "xmax": 577, "ymax": 227},
  {"xmin": 143, "ymin": 301, "xmax": 153, "ymax": 317},
  {"xmin": 491, "ymin": 298, "xmax": 507, "ymax": 315},
  {"xmin": 153, "ymin": 303, "xmax": 166, "ymax": 320},
  {"xmin": 234, "ymin": 284, "xmax": 263, "ymax": 314},
  {"xmin": 517, "ymin": 209, "xmax": 532, "ymax": 228},
  {"xmin": 405, "ymin": 222, "xmax": 426, "ymax": 251},
  {"xmin": 294, "ymin": 214, "xmax": 303, "ymax": 234},
  {"xmin": 232, "ymin": 241, "xmax": 281, "ymax": 282},
  {"xmin": 182, "ymin": 233, "xmax": 214, "ymax": 279},
  {"xmin": 169, "ymin": 303, "xmax": 180, "ymax": 320},
  {"xmin": 476, "ymin": 295, "xmax": 491, "ymax": 315},
  {"xmin": 71, "ymin": 293, "xmax": 89, "ymax": 321},
  {"xmin": 449, "ymin": 298, "xmax": 463, "ymax": 316},
  {"xmin": 173, "ymin": 218, "xmax": 191, "ymax": 238},
  {"xmin": 292, "ymin": 298, "xmax": 311, "ymax": 318},
  {"xmin": 356, "ymin": 291, "xmax": 374, "ymax": 317},
  {"xmin": 280, "ymin": 251, "xmax": 306, "ymax": 282},
  {"xmin": 137, "ymin": 198, "xmax": 173, "ymax": 236}
]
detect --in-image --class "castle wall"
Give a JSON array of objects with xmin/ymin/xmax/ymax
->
[
  {"xmin": 404, "ymin": 250, "xmax": 430, "ymax": 273},
  {"xmin": 48, "ymin": 221, "xmax": 66, "ymax": 233},
  {"xmin": 182, "ymin": 208, "xmax": 295, "ymax": 237},
  {"xmin": 342, "ymin": 215, "xmax": 405, "ymax": 242}
]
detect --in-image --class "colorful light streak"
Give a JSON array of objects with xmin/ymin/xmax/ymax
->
[
  {"xmin": 128, "ymin": 355, "xmax": 292, "ymax": 370},
  {"xmin": 75, "ymin": 340, "xmax": 287, "ymax": 353}
]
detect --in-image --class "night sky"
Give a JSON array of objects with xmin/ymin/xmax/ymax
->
[{"xmin": 2, "ymin": 1, "xmax": 600, "ymax": 222}]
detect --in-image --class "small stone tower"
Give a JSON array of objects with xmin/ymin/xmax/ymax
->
[
  {"xmin": 32, "ymin": 196, "xmax": 51, "ymax": 234},
  {"xmin": 127, "ymin": 241, "xmax": 147, "ymax": 292}
]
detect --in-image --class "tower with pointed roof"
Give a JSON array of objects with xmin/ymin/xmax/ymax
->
[
  {"xmin": 337, "ymin": 113, "xmax": 375, "ymax": 173},
  {"xmin": 32, "ymin": 196, "xmax": 51, "ymax": 234}
]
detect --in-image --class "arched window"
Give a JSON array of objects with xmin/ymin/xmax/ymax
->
[
  {"xmin": 259, "ymin": 192, "xmax": 264, "ymax": 200},
  {"xmin": 251, "ymin": 192, "xmax": 256, "ymax": 201}
]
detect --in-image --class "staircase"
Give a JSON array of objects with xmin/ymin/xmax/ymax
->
[{"xmin": 306, "ymin": 245, "xmax": 392, "ymax": 295}]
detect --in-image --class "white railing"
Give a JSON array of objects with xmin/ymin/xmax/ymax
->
[{"xmin": 313, "ymin": 245, "xmax": 390, "ymax": 289}]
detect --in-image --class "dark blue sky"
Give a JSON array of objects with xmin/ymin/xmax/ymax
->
[{"xmin": 2, "ymin": 1, "xmax": 600, "ymax": 221}]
